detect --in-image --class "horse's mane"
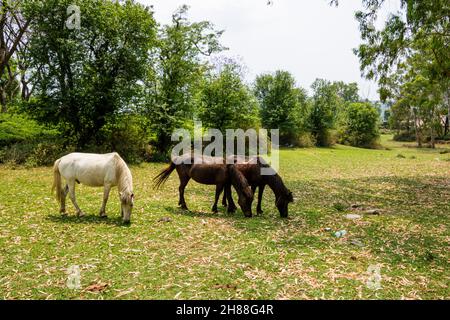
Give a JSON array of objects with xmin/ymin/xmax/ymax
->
[{"xmin": 114, "ymin": 153, "xmax": 133, "ymax": 193}]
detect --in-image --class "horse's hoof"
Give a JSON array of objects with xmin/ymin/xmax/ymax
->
[
  {"xmin": 212, "ymin": 207, "xmax": 218, "ymax": 213},
  {"xmin": 77, "ymin": 211, "xmax": 85, "ymax": 217},
  {"xmin": 100, "ymin": 214, "xmax": 107, "ymax": 219},
  {"xmin": 257, "ymin": 210, "xmax": 263, "ymax": 215}
]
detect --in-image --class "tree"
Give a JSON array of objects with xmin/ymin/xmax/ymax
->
[
  {"xmin": 308, "ymin": 79, "xmax": 341, "ymax": 146},
  {"xmin": 24, "ymin": 0, "xmax": 157, "ymax": 148},
  {"xmin": 381, "ymin": 45, "xmax": 447, "ymax": 148},
  {"xmin": 254, "ymin": 70, "xmax": 308, "ymax": 145},
  {"xmin": 0, "ymin": 0, "xmax": 30, "ymax": 112},
  {"xmin": 331, "ymin": 0, "xmax": 449, "ymax": 137},
  {"xmin": 147, "ymin": 5, "xmax": 225, "ymax": 154},
  {"xmin": 198, "ymin": 62, "xmax": 260, "ymax": 133},
  {"xmin": 338, "ymin": 102, "xmax": 380, "ymax": 148},
  {"xmin": 332, "ymin": 81, "xmax": 360, "ymax": 104}
]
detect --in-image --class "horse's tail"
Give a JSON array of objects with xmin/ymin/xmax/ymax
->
[
  {"xmin": 52, "ymin": 159, "xmax": 62, "ymax": 202},
  {"xmin": 153, "ymin": 161, "xmax": 176, "ymax": 189}
]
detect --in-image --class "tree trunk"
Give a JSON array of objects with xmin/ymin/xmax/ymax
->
[
  {"xmin": 446, "ymin": 89, "xmax": 450, "ymax": 136},
  {"xmin": 430, "ymin": 126, "xmax": 435, "ymax": 149},
  {"xmin": 0, "ymin": 85, "xmax": 6, "ymax": 113},
  {"xmin": 412, "ymin": 107, "xmax": 422, "ymax": 148}
]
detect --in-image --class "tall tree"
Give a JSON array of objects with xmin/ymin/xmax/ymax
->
[
  {"xmin": 332, "ymin": 81, "xmax": 360, "ymax": 104},
  {"xmin": 331, "ymin": 0, "xmax": 449, "ymax": 135},
  {"xmin": 148, "ymin": 5, "xmax": 225, "ymax": 154},
  {"xmin": 254, "ymin": 70, "xmax": 308, "ymax": 145},
  {"xmin": 0, "ymin": 0, "xmax": 30, "ymax": 112},
  {"xmin": 24, "ymin": 0, "xmax": 157, "ymax": 147},
  {"xmin": 308, "ymin": 78, "xmax": 341, "ymax": 146},
  {"xmin": 198, "ymin": 62, "xmax": 260, "ymax": 133}
]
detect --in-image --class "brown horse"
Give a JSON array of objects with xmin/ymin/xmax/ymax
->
[
  {"xmin": 153, "ymin": 155, "xmax": 254, "ymax": 217},
  {"xmin": 222, "ymin": 156, "xmax": 293, "ymax": 218}
]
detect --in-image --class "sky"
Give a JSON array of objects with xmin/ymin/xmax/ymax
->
[{"xmin": 140, "ymin": 0, "xmax": 402, "ymax": 101}]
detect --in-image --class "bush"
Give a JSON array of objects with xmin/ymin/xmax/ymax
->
[
  {"xmin": 0, "ymin": 113, "xmax": 58, "ymax": 146},
  {"xmin": 0, "ymin": 113, "xmax": 66, "ymax": 166},
  {"xmin": 393, "ymin": 131, "xmax": 416, "ymax": 142},
  {"xmin": 26, "ymin": 142, "xmax": 71, "ymax": 167},
  {"xmin": 296, "ymin": 132, "xmax": 316, "ymax": 148},
  {"xmin": 100, "ymin": 115, "xmax": 151, "ymax": 164},
  {"xmin": 338, "ymin": 103, "xmax": 380, "ymax": 148}
]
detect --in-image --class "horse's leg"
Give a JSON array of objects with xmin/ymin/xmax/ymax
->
[
  {"xmin": 99, "ymin": 184, "xmax": 111, "ymax": 218},
  {"xmin": 221, "ymin": 187, "xmax": 227, "ymax": 207},
  {"xmin": 212, "ymin": 184, "xmax": 224, "ymax": 213},
  {"xmin": 68, "ymin": 180, "xmax": 84, "ymax": 217},
  {"xmin": 179, "ymin": 177, "xmax": 190, "ymax": 210},
  {"xmin": 257, "ymin": 184, "xmax": 265, "ymax": 215},
  {"xmin": 60, "ymin": 184, "xmax": 69, "ymax": 215},
  {"xmin": 225, "ymin": 184, "xmax": 237, "ymax": 213}
]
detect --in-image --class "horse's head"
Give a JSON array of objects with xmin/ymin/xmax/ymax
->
[
  {"xmin": 228, "ymin": 164, "xmax": 254, "ymax": 217},
  {"xmin": 120, "ymin": 190, "xmax": 134, "ymax": 224},
  {"xmin": 238, "ymin": 184, "xmax": 254, "ymax": 218},
  {"xmin": 276, "ymin": 189, "xmax": 293, "ymax": 218}
]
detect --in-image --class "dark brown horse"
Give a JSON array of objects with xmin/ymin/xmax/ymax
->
[
  {"xmin": 153, "ymin": 155, "xmax": 254, "ymax": 217},
  {"xmin": 222, "ymin": 156, "xmax": 293, "ymax": 218}
]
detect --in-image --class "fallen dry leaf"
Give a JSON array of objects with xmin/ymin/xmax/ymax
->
[{"xmin": 85, "ymin": 282, "xmax": 109, "ymax": 293}]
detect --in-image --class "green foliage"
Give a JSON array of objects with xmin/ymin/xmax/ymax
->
[
  {"xmin": 147, "ymin": 5, "xmax": 225, "ymax": 154},
  {"xmin": 25, "ymin": 141, "xmax": 70, "ymax": 167},
  {"xmin": 332, "ymin": 81, "xmax": 360, "ymax": 103},
  {"xmin": 198, "ymin": 63, "xmax": 260, "ymax": 132},
  {"xmin": 254, "ymin": 70, "xmax": 308, "ymax": 146},
  {"xmin": 99, "ymin": 114, "xmax": 151, "ymax": 164},
  {"xmin": 308, "ymin": 79, "xmax": 341, "ymax": 146},
  {"xmin": 332, "ymin": 0, "xmax": 449, "ymax": 148},
  {"xmin": 0, "ymin": 113, "xmax": 58, "ymax": 146},
  {"xmin": 338, "ymin": 102, "xmax": 380, "ymax": 148},
  {"xmin": 24, "ymin": 0, "xmax": 157, "ymax": 148}
]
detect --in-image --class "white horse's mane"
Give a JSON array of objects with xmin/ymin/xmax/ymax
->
[{"xmin": 114, "ymin": 153, "xmax": 133, "ymax": 194}]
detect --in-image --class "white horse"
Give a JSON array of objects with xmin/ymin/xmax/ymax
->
[{"xmin": 52, "ymin": 152, "xmax": 134, "ymax": 223}]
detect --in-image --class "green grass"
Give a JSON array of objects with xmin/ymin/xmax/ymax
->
[{"xmin": 0, "ymin": 135, "xmax": 449, "ymax": 299}]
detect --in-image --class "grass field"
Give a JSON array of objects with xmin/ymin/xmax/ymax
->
[{"xmin": 0, "ymin": 135, "xmax": 449, "ymax": 300}]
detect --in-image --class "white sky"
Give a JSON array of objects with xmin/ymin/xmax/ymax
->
[{"xmin": 140, "ymin": 0, "xmax": 402, "ymax": 101}]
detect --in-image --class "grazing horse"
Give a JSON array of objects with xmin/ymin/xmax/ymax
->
[
  {"xmin": 153, "ymin": 154, "xmax": 254, "ymax": 217},
  {"xmin": 222, "ymin": 156, "xmax": 293, "ymax": 218},
  {"xmin": 52, "ymin": 152, "xmax": 134, "ymax": 223}
]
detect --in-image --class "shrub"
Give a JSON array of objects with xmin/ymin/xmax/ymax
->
[
  {"xmin": 296, "ymin": 132, "xmax": 316, "ymax": 148},
  {"xmin": 338, "ymin": 103, "xmax": 380, "ymax": 148},
  {"xmin": 26, "ymin": 142, "xmax": 70, "ymax": 167},
  {"xmin": 100, "ymin": 115, "xmax": 151, "ymax": 164},
  {"xmin": 0, "ymin": 113, "xmax": 58, "ymax": 146},
  {"xmin": 393, "ymin": 131, "xmax": 416, "ymax": 142}
]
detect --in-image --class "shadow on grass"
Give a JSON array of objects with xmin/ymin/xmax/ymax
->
[
  {"xmin": 46, "ymin": 214, "xmax": 130, "ymax": 227},
  {"xmin": 162, "ymin": 205, "xmax": 246, "ymax": 220}
]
